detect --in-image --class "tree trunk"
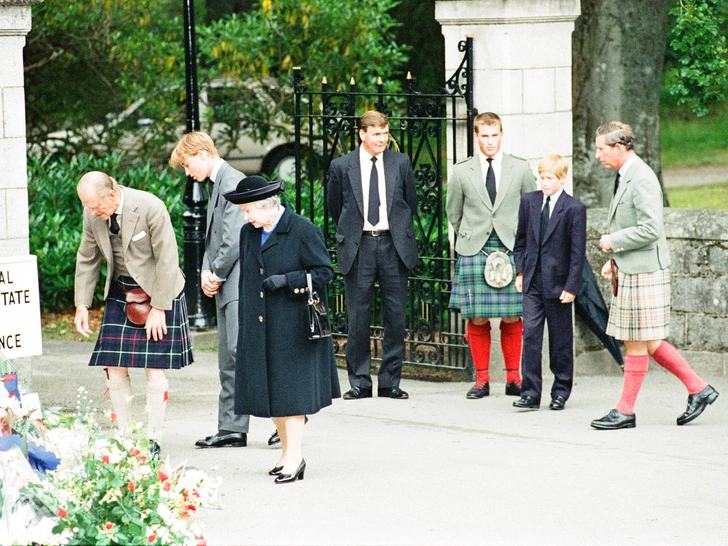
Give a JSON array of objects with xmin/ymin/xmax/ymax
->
[{"xmin": 572, "ymin": 0, "xmax": 671, "ymax": 207}]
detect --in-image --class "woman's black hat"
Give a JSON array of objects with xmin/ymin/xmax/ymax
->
[{"xmin": 223, "ymin": 175, "xmax": 285, "ymax": 205}]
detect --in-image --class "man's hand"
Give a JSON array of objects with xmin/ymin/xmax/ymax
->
[
  {"xmin": 515, "ymin": 274, "xmax": 523, "ymax": 294},
  {"xmin": 601, "ymin": 260, "xmax": 613, "ymax": 279},
  {"xmin": 201, "ymin": 270, "xmax": 221, "ymax": 298},
  {"xmin": 599, "ymin": 234, "xmax": 612, "ymax": 252},
  {"xmin": 262, "ymin": 274, "xmax": 287, "ymax": 292},
  {"xmin": 560, "ymin": 290, "xmax": 576, "ymax": 304},
  {"xmin": 145, "ymin": 307, "xmax": 168, "ymax": 341},
  {"xmin": 74, "ymin": 306, "xmax": 93, "ymax": 338}
]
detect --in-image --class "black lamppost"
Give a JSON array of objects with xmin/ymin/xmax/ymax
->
[{"xmin": 182, "ymin": 0, "xmax": 215, "ymax": 329}]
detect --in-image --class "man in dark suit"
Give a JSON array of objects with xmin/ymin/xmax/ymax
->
[
  {"xmin": 513, "ymin": 154, "xmax": 587, "ymax": 411},
  {"xmin": 327, "ymin": 111, "xmax": 419, "ymax": 400},
  {"xmin": 170, "ymin": 132, "xmax": 250, "ymax": 447}
]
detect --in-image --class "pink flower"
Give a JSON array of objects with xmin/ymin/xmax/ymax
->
[
  {"xmin": 162, "ymin": 481, "xmax": 171, "ymax": 491},
  {"xmin": 110, "ymin": 412, "xmax": 117, "ymax": 422},
  {"xmin": 129, "ymin": 447, "xmax": 141, "ymax": 457}
]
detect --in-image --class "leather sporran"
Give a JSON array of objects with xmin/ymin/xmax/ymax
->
[
  {"xmin": 125, "ymin": 288, "xmax": 152, "ymax": 326},
  {"xmin": 306, "ymin": 273, "xmax": 331, "ymax": 340},
  {"xmin": 610, "ymin": 258, "xmax": 619, "ymax": 297}
]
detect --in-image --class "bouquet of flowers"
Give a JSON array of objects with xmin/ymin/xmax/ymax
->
[{"xmin": 1, "ymin": 373, "xmax": 221, "ymax": 546}]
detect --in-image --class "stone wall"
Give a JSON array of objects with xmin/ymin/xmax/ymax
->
[{"xmin": 577, "ymin": 208, "xmax": 728, "ymax": 376}]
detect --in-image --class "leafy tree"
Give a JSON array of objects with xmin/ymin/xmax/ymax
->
[
  {"xmin": 25, "ymin": 0, "xmax": 186, "ymax": 164},
  {"xmin": 666, "ymin": 0, "xmax": 728, "ymax": 116},
  {"xmin": 196, "ymin": 0, "xmax": 409, "ymax": 148}
]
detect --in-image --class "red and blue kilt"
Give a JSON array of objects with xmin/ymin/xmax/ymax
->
[
  {"xmin": 449, "ymin": 234, "xmax": 522, "ymax": 320},
  {"xmin": 89, "ymin": 276, "xmax": 194, "ymax": 369},
  {"xmin": 607, "ymin": 268, "xmax": 671, "ymax": 341}
]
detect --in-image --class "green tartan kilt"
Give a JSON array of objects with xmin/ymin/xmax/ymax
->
[{"xmin": 449, "ymin": 235, "xmax": 523, "ymax": 320}]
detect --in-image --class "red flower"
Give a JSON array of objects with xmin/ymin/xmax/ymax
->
[
  {"xmin": 57, "ymin": 508, "xmax": 68, "ymax": 518},
  {"xmin": 147, "ymin": 534, "xmax": 156, "ymax": 543},
  {"xmin": 186, "ymin": 504, "xmax": 197, "ymax": 513},
  {"xmin": 162, "ymin": 481, "xmax": 171, "ymax": 491},
  {"xmin": 110, "ymin": 412, "xmax": 117, "ymax": 422},
  {"xmin": 158, "ymin": 470, "xmax": 169, "ymax": 481},
  {"xmin": 105, "ymin": 522, "xmax": 114, "ymax": 530},
  {"xmin": 102, "ymin": 454, "xmax": 110, "ymax": 464},
  {"xmin": 129, "ymin": 447, "xmax": 141, "ymax": 457},
  {"xmin": 139, "ymin": 455, "xmax": 148, "ymax": 464},
  {"xmin": 127, "ymin": 481, "xmax": 136, "ymax": 491},
  {"xmin": 196, "ymin": 538, "xmax": 207, "ymax": 546}
]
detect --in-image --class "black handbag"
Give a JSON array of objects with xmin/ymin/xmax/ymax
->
[{"xmin": 306, "ymin": 272, "xmax": 331, "ymax": 340}]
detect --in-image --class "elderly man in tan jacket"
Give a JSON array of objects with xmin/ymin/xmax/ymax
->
[{"xmin": 74, "ymin": 171, "xmax": 193, "ymax": 456}]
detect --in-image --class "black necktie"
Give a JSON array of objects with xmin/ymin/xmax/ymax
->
[
  {"xmin": 613, "ymin": 172, "xmax": 620, "ymax": 195},
  {"xmin": 110, "ymin": 213, "xmax": 120, "ymax": 234},
  {"xmin": 540, "ymin": 196, "xmax": 551, "ymax": 246},
  {"xmin": 368, "ymin": 156, "xmax": 380, "ymax": 226},
  {"xmin": 485, "ymin": 158, "xmax": 496, "ymax": 204}
]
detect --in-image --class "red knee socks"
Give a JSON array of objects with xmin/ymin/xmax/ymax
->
[
  {"xmin": 467, "ymin": 321, "xmax": 491, "ymax": 385},
  {"xmin": 500, "ymin": 319, "xmax": 523, "ymax": 385},
  {"xmin": 615, "ymin": 354, "xmax": 649, "ymax": 415},
  {"xmin": 652, "ymin": 341, "xmax": 707, "ymax": 395}
]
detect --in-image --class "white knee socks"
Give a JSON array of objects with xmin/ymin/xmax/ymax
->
[
  {"xmin": 106, "ymin": 376, "xmax": 133, "ymax": 432},
  {"xmin": 146, "ymin": 379, "xmax": 169, "ymax": 440}
]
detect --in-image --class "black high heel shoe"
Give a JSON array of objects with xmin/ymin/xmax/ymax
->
[
  {"xmin": 274, "ymin": 459, "xmax": 306, "ymax": 483},
  {"xmin": 268, "ymin": 465, "xmax": 283, "ymax": 476}
]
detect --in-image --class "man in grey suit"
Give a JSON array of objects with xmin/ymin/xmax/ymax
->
[
  {"xmin": 446, "ymin": 112, "xmax": 537, "ymax": 399},
  {"xmin": 171, "ymin": 132, "xmax": 250, "ymax": 447},
  {"xmin": 327, "ymin": 110, "xmax": 419, "ymax": 400}
]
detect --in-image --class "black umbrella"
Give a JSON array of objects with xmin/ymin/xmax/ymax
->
[{"xmin": 574, "ymin": 261, "xmax": 624, "ymax": 368}]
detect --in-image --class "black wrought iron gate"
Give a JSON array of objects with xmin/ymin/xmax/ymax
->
[{"xmin": 292, "ymin": 37, "xmax": 475, "ymax": 373}]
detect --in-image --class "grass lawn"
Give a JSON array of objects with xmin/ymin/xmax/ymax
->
[
  {"xmin": 661, "ymin": 102, "xmax": 728, "ymax": 168},
  {"xmin": 666, "ymin": 181, "xmax": 728, "ymax": 210}
]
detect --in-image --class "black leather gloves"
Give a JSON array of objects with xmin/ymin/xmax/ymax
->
[{"xmin": 262, "ymin": 274, "xmax": 288, "ymax": 291}]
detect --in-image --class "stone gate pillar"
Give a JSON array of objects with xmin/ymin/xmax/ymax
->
[
  {"xmin": 1, "ymin": 0, "xmax": 43, "ymax": 388},
  {"xmin": 0, "ymin": 0, "xmax": 40, "ymax": 257},
  {"xmin": 436, "ymin": 0, "xmax": 580, "ymax": 191}
]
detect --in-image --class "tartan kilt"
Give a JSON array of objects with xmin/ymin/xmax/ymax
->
[
  {"xmin": 89, "ymin": 276, "xmax": 194, "ymax": 370},
  {"xmin": 606, "ymin": 268, "xmax": 670, "ymax": 341},
  {"xmin": 449, "ymin": 234, "xmax": 522, "ymax": 319}
]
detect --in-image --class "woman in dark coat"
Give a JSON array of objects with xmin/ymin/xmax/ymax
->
[{"xmin": 224, "ymin": 176, "xmax": 340, "ymax": 483}]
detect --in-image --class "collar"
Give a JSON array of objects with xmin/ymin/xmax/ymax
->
[
  {"xmin": 114, "ymin": 187, "xmax": 125, "ymax": 215},
  {"xmin": 360, "ymin": 145, "xmax": 384, "ymax": 164},
  {"xmin": 210, "ymin": 158, "xmax": 226, "ymax": 182},
  {"xmin": 544, "ymin": 187, "xmax": 564, "ymax": 205},
  {"xmin": 479, "ymin": 149, "xmax": 503, "ymax": 167},
  {"xmin": 618, "ymin": 153, "xmax": 638, "ymax": 179},
  {"xmin": 262, "ymin": 205, "xmax": 285, "ymax": 235}
]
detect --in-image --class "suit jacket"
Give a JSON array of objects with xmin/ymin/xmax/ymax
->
[
  {"xmin": 327, "ymin": 148, "xmax": 419, "ymax": 275},
  {"xmin": 202, "ymin": 161, "xmax": 246, "ymax": 306},
  {"xmin": 514, "ymin": 190, "xmax": 587, "ymax": 299},
  {"xmin": 75, "ymin": 186, "xmax": 185, "ymax": 310},
  {"xmin": 607, "ymin": 156, "xmax": 671, "ymax": 274},
  {"xmin": 446, "ymin": 153, "xmax": 537, "ymax": 255}
]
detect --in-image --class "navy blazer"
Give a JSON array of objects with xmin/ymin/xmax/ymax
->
[
  {"xmin": 514, "ymin": 190, "xmax": 587, "ymax": 299},
  {"xmin": 327, "ymin": 148, "xmax": 419, "ymax": 275}
]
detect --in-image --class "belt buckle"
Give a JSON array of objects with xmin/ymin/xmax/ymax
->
[{"xmin": 371, "ymin": 230, "xmax": 381, "ymax": 237}]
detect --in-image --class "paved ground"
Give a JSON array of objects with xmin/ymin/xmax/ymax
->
[
  {"xmin": 663, "ymin": 165, "xmax": 728, "ymax": 187},
  {"xmin": 25, "ymin": 339, "xmax": 728, "ymax": 546}
]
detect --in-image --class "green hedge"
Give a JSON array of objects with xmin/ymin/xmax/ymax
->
[{"xmin": 28, "ymin": 154, "xmax": 186, "ymax": 312}]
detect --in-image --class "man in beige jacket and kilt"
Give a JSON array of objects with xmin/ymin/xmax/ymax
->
[{"xmin": 447, "ymin": 112, "xmax": 537, "ymax": 399}]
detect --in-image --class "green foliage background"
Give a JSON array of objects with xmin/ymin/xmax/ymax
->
[{"xmin": 28, "ymin": 155, "xmax": 186, "ymax": 312}]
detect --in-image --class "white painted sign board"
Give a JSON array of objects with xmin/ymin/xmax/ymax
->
[{"xmin": 0, "ymin": 255, "xmax": 43, "ymax": 359}]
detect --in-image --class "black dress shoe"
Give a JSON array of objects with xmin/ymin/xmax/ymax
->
[
  {"xmin": 466, "ymin": 382, "xmax": 490, "ymax": 399},
  {"xmin": 549, "ymin": 396, "xmax": 567, "ymax": 411},
  {"xmin": 513, "ymin": 396, "xmax": 540, "ymax": 410},
  {"xmin": 343, "ymin": 386, "xmax": 373, "ymax": 400},
  {"xmin": 195, "ymin": 431, "xmax": 247, "ymax": 448},
  {"xmin": 591, "ymin": 409, "xmax": 635, "ymax": 430},
  {"xmin": 505, "ymin": 382, "xmax": 521, "ymax": 396},
  {"xmin": 378, "ymin": 386, "xmax": 409, "ymax": 399},
  {"xmin": 268, "ymin": 465, "xmax": 283, "ymax": 476},
  {"xmin": 274, "ymin": 459, "xmax": 306, "ymax": 483},
  {"xmin": 677, "ymin": 385, "xmax": 719, "ymax": 426}
]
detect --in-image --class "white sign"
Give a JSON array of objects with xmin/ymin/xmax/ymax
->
[{"xmin": 0, "ymin": 255, "xmax": 43, "ymax": 359}]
